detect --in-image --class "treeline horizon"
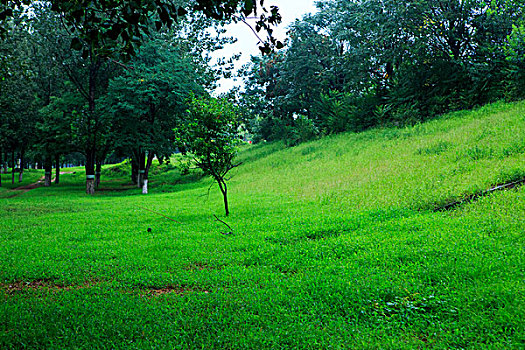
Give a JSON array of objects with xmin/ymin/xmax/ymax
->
[{"xmin": 238, "ymin": 0, "xmax": 525, "ymax": 145}]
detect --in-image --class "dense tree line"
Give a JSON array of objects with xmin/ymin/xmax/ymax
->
[
  {"xmin": 240, "ymin": 0, "xmax": 525, "ymax": 145},
  {"xmin": 0, "ymin": 1, "xmax": 258, "ymax": 196}
]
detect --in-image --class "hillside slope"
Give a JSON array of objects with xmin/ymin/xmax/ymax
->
[
  {"xmin": 232, "ymin": 100, "xmax": 525, "ymax": 211},
  {"xmin": 1, "ymin": 101, "xmax": 524, "ymax": 349}
]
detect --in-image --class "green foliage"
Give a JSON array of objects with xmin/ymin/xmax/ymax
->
[
  {"xmin": 313, "ymin": 91, "xmax": 358, "ymax": 134},
  {"xmin": 106, "ymin": 36, "xmax": 204, "ymax": 162},
  {"xmin": 505, "ymin": 23, "xmax": 525, "ymax": 99},
  {"xmin": 175, "ymin": 96, "xmax": 240, "ymax": 215},
  {"xmin": 1, "ymin": 0, "xmax": 282, "ymax": 55},
  {"xmin": 242, "ymin": 0, "xmax": 524, "ymax": 144},
  {"xmin": 175, "ymin": 97, "xmax": 240, "ymax": 179}
]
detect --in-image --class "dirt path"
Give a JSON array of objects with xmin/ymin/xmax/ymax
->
[{"xmin": 7, "ymin": 172, "xmax": 74, "ymax": 198}]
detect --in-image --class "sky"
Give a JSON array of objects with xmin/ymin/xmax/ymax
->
[{"xmin": 211, "ymin": 0, "xmax": 319, "ymax": 95}]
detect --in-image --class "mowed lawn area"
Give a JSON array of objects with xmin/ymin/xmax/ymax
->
[{"xmin": 1, "ymin": 101, "xmax": 524, "ymax": 349}]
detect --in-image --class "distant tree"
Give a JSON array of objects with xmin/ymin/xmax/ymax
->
[
  {"xmin": 243, "ymin": 0, "xmax": 524, "ymax": 143},
  {"xmin": 0, "ymin": 14, "xmax": 38, "ymax": 184},
  {"xmin": 174, "ymin": 97, "xmax": 240, "ymax": 216}
]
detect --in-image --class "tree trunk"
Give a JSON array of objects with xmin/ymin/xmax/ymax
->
[
  {"xmin": 85, "ymin": 149, "xmax": 96, "ymax": 194},
  {"xmin": 11, "ymin": 151, "xmax": 15, "ymax": 184},
  {"xmin": 86, "ymin": 178, "xmax": 95, "ymax": 194},
  {"xmin": 131, "ymin": 157, "xmax": 138, "ymax": 185},
  {"xmin": 95, "ymin": 161, "xmax": 102, "ymax": 188},
  {"xmin": 142, "ymin": 151, "xmax": 154, "ymax": 194},
  {"xmin": 217, "ymin": 178, "xmax": 229, "ymax": 217},
  {"xmin": 137, "ymin": 150, "xmax": 145, "ymax": 188},
  {"xmin": 85, "ymin": 59, "xmax": 101, "ymax": 195},
  {"xmin": 18, "ymin": 150, "xmax": 24, "ymax": 182},
  {"xmin": 44, "ymin": 159, "xmax": 52, "ymax": 187},
  {"xmin": 55, "ymin": 154, "xmax": 60, "ymax": 185}
]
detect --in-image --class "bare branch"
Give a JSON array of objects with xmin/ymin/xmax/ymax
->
[
  {"xmin": 138, "ymin": 205, "xmax": 181, "ymax": 223},
  {"xmin": 108, "ymin": 57, "xmax": 134, "ymax": 70},
  {"xmin": 213, "ymin": 214, "xmax": 233, "ymax": 235},
  {"xmin": 235, "ymin": 15, "xmax": 265, "ymax": 45}
]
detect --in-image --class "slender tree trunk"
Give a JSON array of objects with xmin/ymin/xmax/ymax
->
[
  {"xmin": 11, "ymin": 151, "xmax": 15, "ymax": 184},
  {"xmin": 18, "ymin": 150, "xmax": 24, "ymax": 182},
  {"xmin": 85, "ymin": 149, "xmax": 96, "ymax": 194},
  {"xmin": 142, "ymin": 151, "xmax": 154, "ymax": 194},
  {"xmin": 55, "ymin": 154, "xmax": 60, "ymax": 185},
  {"xmin": 137, "ymin": 150, "xmax": 145, "ymax": 189},
  {"xmin": 130, "ymin": 156, "xmax": 138, "ymax": 185},
  {"xmin": 95, "ymin": 161, "xmax": 102, "ymax": 188},
  {"xmin": 217, "ymin": 178, "xmax": 229, "ymax": 216},
  {"xmin": 85, "ymin": 59, "xmax": 101, "ymax": 195},
  {"xmin": 44, "ymin": 158, "xmax": 52, "ymax": 187}
]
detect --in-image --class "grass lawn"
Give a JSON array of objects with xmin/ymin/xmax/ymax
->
[{"xmin": 1, "ymin": 101, "xmax": 524, "ymax": 348}]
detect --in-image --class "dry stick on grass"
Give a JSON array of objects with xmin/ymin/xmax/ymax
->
[
  {"xmin": 138, "ymin": 206, "xmax": 181, "ymax": 223},
  {"xmin": 214, "ymin": 214, "xmax": 233, "ymax": 235},
  {"xmin": 436, "ymin": 177, "xmax": 525, "ymax": 211}
]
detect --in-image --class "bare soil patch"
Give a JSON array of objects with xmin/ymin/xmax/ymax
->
[
  {"xmin": 7, "ymin": 172, "xmax": 75, "ymax": 198},
  {"xmin": 142, "ymin": 286, "xmax": 210, "ymax": 298},
  {"xmin": 1, "ymin": 279, "xmax": 101, "ymax": 296}
]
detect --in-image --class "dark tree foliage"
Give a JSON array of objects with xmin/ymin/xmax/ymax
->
[
  {"xmin": 106, "ymin": 35, "xmax": 206, "ymax": 193},
  {"xmin": 242, "ymin": 0, "xmax": 525, "ymax": 143},
  {"xmin": 0, "ymin": 0, "xmax": 282, "ymax": 55}
]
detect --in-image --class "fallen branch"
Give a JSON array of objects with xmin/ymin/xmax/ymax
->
[
  {"xmin": 435, "ymin": 177, "xmax": 525, "ymax": 211},
  {"xmin": 138, "ymin": 206, "xmax": 181, "ymax": 223}
]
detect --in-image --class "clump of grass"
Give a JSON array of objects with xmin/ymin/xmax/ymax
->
[{"xmin": 416, "ymin": 140, "xmax": 452, "ymax": 156}]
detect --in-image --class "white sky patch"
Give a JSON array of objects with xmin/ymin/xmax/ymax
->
[{"xmin": 211, "ymin": 0, "xmax": 319, "ymax": 95}]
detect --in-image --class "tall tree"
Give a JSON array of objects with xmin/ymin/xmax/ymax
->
[{"xmin": 107, "ymin": 37, "xmax": 205, "ymax": 194}]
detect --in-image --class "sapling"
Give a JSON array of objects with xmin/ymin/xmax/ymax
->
[{"xmin": 175, "ymin": 97, "xmax": 241, "ymax": 216}]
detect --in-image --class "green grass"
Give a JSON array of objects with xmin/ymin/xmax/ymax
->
[
  {"xmin": 0, "ymin": 169, "xmax": 45, "ymax": 192},
  {"xmin": 1, "ymin": 100, "xmax": 524, "ymax": 349}
]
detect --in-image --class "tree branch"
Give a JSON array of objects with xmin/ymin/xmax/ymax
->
[{"xmin": 213, "ymin": 214, "xmax": 233, "ymax": 235}]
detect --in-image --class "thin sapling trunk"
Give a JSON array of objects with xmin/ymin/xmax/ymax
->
[
  {"xmin": 216, "ymin": 177, "xmax": 229, "ymax": 217},
  {"xmin": 11, "ymin": 151, "xmax": 15, "ymax": 184},
  {"xmin": 55, "ymin": 154, "xmax": 60, "ymax": 184}
]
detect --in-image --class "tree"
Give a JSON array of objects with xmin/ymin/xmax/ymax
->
[
  {"xmin": 0, "ymin": 13, "xmax": 39, "ymax": 184},
  {"xmin": 107, "ymin": 38, "xmax": 205, "ymax": 193},
  {"xmin": 242, "ymin": 0, "xmax": 524, "ymax": 143},
  {"xmin": 174, "ymin": 97, "xmax": 240, "ymax": 216}
]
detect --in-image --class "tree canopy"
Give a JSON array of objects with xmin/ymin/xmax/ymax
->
[{"xmin": 240, "ymin": 0, "xmax": 525, "ymax": 143}]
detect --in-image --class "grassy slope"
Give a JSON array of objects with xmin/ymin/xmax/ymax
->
[{"xmin": 1, "ymin": 101, "xmax": 524, "ymax": 349}]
